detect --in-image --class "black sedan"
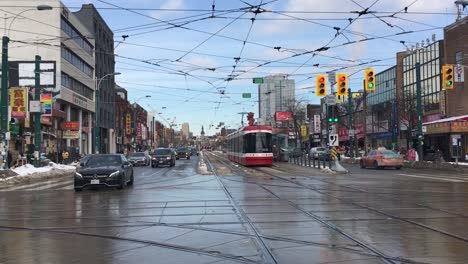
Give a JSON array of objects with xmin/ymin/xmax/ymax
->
[
  {"xmin": 151, "ymin": 148, "xmax": 176, "ymax": 167},
  {"xmin": 128, "ymin": 152, "xmax": 150, "ymax": 166},
  {"xmin": 74, "ymin": 154, "xmax": 134, "ymax": 191},
  {"xmin": 176, "ymin": 147, "xmax": 190, "ymax": 160}
]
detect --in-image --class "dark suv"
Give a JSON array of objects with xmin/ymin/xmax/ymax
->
[
  {"xmin": 176, "ymin": 147, "xmax": 190, "ymax": 160},
  {"xmin": 152, "ymin": 148, "xmax": 176, "ymax": 167}
]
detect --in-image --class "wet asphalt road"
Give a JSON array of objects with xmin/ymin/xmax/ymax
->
[{"xmin": 1, "ymin": 153, "xmax": 468, "ymax": 264}]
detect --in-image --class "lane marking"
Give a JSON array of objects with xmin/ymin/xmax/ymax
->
[{"xmin": 397, "ymin": 173, "xmax": 466, "ymax": 183}]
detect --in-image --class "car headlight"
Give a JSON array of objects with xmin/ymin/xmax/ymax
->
[
  {"xmin": 152, "ymin": 157, "xmax": 156, "ymax": 160},
  {"xmin": 166, "ymin": 157, "xmax": 171, "ymax": 160},
  {"xmin": 109, "ymin": 171, "xmax": 121, "ymax": 178},
  {"xmin": 74, "ymin": 172, "xmax": 83, "ymax": 179}
]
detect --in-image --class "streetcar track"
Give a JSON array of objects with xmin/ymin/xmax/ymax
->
[
  {"xmin": 204, "ymin": 152, "xmax": 280, "ymax": 264},
  {"xmin": 205, "ymin": 152, "xmax": 447, "ymax": 264}
]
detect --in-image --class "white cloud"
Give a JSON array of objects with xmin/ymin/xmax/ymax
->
[{"xmin": 160, "ymin": 0, "xmax": 185, "ymax": 10}]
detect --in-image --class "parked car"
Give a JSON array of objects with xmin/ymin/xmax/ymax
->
[
  {"xmin": 360, "ymin": 149, "xmax": 404, "ymax": 169},
  {"xmin": 309, "ymin": 147, "xmax": 326, "ymax": 159},
  {"xmin": 74, "ymin": 154, "xmax": 133, "ymax": 191},
  {"xmin": 318, "ymin": 149, "xmax": 332, "ymax": 161},
  {"xmin": 128, "ymin": 152, "xmax": 150, "ymax": 166},
  {"xmin": 39, "ymin": 153, "xmax": 51, "ymax": 167},
  {"xmin": 152, "ymin": 148, "xmax": 176, "ymax": 167},
  {"xmin": 176, "ymin": 147, "xmax": 190, "ymax": 160},
  {"xmin": 288, "ymin": 147, "xmax": 304, "ymax": 158}
]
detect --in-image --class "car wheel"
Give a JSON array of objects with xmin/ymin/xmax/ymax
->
[
  {"xmin": 373, "ymin": 161, "xmax": 381, "ymax": 169},
  {"xmin": 360, "ymin": 160, "xmax": 365, "ymax": 169},
  {"xmin": 117, "ymin": 177, "xmax": 125, "ymax": 190},
  {"xmin": 128, "ymin": 174, "xmax": 134, "ymax": 185},
  {"xmin": 187, "ymin": 157, "xmax": 190, "ymax": 160},
  {"xmin": 74, "ymin": 187, "xmax": 82, "ymax": 192}
]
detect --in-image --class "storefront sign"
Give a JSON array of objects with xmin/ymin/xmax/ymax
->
[
  {"xmin": 313, "ymin": 115, "xmax": 321, "ymax": 133},
  {"xmin": 41, "ymin": 116, "xmax": 52, "ymax": 125},
  {"xmin": 10, "ymin": 87, "xmax": 28, "ymax": 118},
  {"xmin": 126, "ymin": 114, "xmax": 131, "ymax": 135},
  {"xmin": 29, "ymin": 100, "xmax": 41, "ymax": 112},
  {"xmin": 136, "ymin": 123, "xmax": 142, "ymax": 140},
  {"xmin": 10, "ymin": 123, "xmax": 19, "ymax": 135},
  {"xmin": 62, "ymin": 121, "xmax": 79, "ymax": 130},
  {"xmin": 63, "ymin": 130, "xmax": 80, "ymax": 139},
  {"xmin": 40, "ymin": 94, "xmax": 52, "ymax": 115},
  {"xmin": 300, "ymin": 125, "xmax": 307, "ymax": 139},
  {"xmin": 275, "ymin": 111, "xmax": 292, "ymax": 121}
]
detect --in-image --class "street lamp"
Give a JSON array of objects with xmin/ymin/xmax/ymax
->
[{"xmin": 95, "ymin": 72, "xmax": 120, "ymax": 153}]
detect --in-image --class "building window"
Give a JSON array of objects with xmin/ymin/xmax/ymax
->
[
  {"xmin": 61, "ymin": 72, "xmax": 94, "ymax": 100},
  {"xmin": 61, "ymin": 46, "xmax": 93, "ymax": 77},
  {"xmin": 61, "ymin": 17, "xmax": 93, "ymax": 55}
]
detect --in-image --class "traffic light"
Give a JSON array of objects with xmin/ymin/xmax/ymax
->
[
  {"xmin": 328, "ymin": 117, "xmax": 338, "ymax": 123},
  {"xmin": 364, "ymin": 68, "xmax": 375, "ymax": 91},
  {"xmin": 315, "ymin": 74, "xmax": 327, "ymax": 97},
  {"xmin": 442, "ymin": 65, "xmax": 454, "ymax": 90},
  {"xmin": 336, "ymin": 73, "xmax": 348, "ymax": 96}
]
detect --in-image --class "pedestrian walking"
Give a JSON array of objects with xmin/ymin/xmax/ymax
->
[{"xmin": 272, "ymin": 145, "xmax": 278, "ymax": 162}]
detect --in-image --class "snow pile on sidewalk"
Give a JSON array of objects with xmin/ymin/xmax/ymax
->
[
  {"xmin": 197, "ymin": 151, "xmax": 213, "ymax": 175},
  {"xmin": 0, "ymin": 163, "xmax": 76, "ymax": 185}
]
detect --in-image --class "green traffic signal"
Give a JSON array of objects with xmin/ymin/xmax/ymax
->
[
  {"xmin": 334, "ymin": 118, "xmax": 338, "ymax": 122},
  {"xmin": 328, "ymin": 118, "xmax": 332, "ymax": 122},
  {"xmin": 368, "ymin": 83, "xmax": 374, "ymax": 88},
  {"xmin": 447, "ymin": 81, "xmax": 453, "ymax": 86}
]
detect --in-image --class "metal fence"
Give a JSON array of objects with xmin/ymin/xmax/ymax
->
[{"xmin": 288, "ymin": 153, "xmax": 332, "ymax": 169}]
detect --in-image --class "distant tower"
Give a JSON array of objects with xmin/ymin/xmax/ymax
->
[{"xmin": 201, "ymin": 126, "xmax": 205, "ymax": 145}]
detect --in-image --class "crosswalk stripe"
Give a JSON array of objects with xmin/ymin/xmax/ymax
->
[
  {"xmin": 28, "ymin": 180, "xmax": 74, "ymax": 191},
  {"xmin": 1, "ymin": 177, "xmax": 70, "ymax": 191}
]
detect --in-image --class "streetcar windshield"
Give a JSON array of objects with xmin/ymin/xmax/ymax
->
[{"xmin": 243, "ymin": 133, "xmax": 272, "ymax": 153}]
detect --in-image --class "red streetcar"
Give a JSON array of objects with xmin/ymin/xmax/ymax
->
[{"xmin": 226, "ymin": 125, "xmax": 273, "ymax": 166}]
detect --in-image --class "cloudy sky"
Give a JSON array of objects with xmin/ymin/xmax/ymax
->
[{"xmin": 62, "ymin": 0, "xmax": 460, "ymax": 135}]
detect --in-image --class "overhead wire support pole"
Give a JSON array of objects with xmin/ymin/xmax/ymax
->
[
  {"xmin": 415, "ymin": 62, "xmax": 423, "ymax": 161},
  {"xmin": 34, "ymin": 55, "xmax": 41, "ymax": 167}
]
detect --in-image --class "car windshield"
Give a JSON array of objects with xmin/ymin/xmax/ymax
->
[
  {"xmin": 130, "ymin": 153, "xmax": 145, "ymax": 157},
  {"xmin": 84, "ymin": 155, "xmax": 121, "ymax": 167},
  {"xmin": 155, "ymin": 149, "xmax": 171, "ymax": 155},
  {"xmin": 380, "ymin": 150, "xmax": 399, "ymax": 157}
]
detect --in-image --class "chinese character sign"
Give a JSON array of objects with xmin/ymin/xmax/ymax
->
[
  {"xmin": 10, "ymin": 87, "xmax": 28, "ymax": 118},
  {"xmin": 40, "ymin": 94, "xmax": 52, "ymax": 115},
  {"xmin": 126, "ymin": 114, "xmax": 131, "ymax": 135}
]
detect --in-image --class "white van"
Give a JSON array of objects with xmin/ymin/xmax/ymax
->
[{"xmin": 309, "ymin": 147, "xmax": 326, "ymax": 159}]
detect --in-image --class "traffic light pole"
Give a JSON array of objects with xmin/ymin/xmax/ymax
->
[
  {"xmin": 1, "ymin": 37, "xmax": 9, "ymax": 139},
  {"xmin": 415, "ymin": 62, "xmax": 423, "ymax": 161},
  {"xmin": 347, "ymin": 90, "xmax": 353, "ymax": 158}
]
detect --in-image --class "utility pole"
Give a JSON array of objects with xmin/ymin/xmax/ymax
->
[
  {"xmin": 415, "ymin": 62, "xmax": 423, "ymax": 161},
  {"xmin": 1, "ymin": 36, "xmax": 8, "ymax": 139},
  {"xmin": 34, "ymin": 55, "xmax": 41, "ymax": 167}
]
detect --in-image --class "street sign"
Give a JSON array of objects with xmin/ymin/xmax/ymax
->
[
  {"xmin": 455, "ymin": 64, "xmax": 464, "ymax": 83},
  {"xmin": 329, "ymin": 134, "xmax": 339, "ymax": 146},
  {"xmin": 327, "ymin": 71, "xmax": 336, "ymax": 85},
  {"xmin": 349, "ymin": 129, "xmax": 355, "ymax": 136},
  {"xmin": 242, "ymin": 93, "xmax": 251, "ymax": 98},
  {"xmin": 325, "ymin": 95, "xmax": 336, "ymax": 105},
  {"xmin": 253, "ymin": 77, "xmax": 264, "ymax": 84}
]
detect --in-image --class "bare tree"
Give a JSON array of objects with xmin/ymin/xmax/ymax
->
[
  {"xmin": 398, "ymin": 91, "xmax": 418, "ymax": 149},
  {"xmin": 284, "ymin": 99, "xmax": 307, "ymax": 148}
]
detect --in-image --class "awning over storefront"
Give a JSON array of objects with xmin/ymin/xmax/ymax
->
[{"xmin": 423, "ymin": 115, "xmax": 468, "ymax": 134}]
